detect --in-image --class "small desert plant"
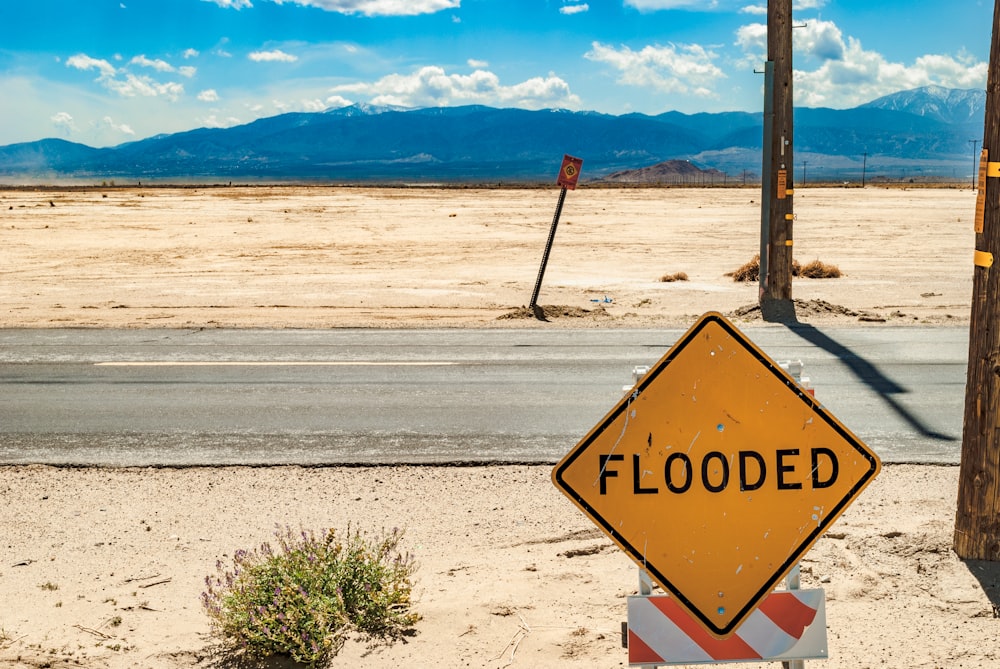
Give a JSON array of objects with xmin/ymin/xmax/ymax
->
[
  {"xmin": 728, "ymin": 255, "xmax": 761, "ymax": 282},
  {"xmin": 201, "ymin": 524, "xmax": 419, "ymax": 667},
  {"xmin": 798, "ymin": 259, "xmax": 842, "ymax": 278},
  {"xmin": 728, "ymin": 255, "xmax": 840, "ymax": 281},
  {"xmin": 659, "ymin": 271, "xmax": 689, "ymax": 282}
]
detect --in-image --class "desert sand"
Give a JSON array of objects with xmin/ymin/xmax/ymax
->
[
  {"xmin": 1, "ymin": 186, "xmax": 997, "ymax": 669},
  {"xmin": 0, "ymin": 185, "xmax": 976, "ymax": 328}
]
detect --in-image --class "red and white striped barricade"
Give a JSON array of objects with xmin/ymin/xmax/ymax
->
[{"xmin": 627, "ymin": 588, "xmax": 827, "ymax": 665}]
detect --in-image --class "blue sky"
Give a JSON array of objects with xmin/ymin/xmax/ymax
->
[{"xmin": 0, "ymin": 0, "xmax": 991, "ymax": 147}]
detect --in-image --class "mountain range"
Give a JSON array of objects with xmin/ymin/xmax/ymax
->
[{"xmin": 0, "ymin": 85, "xmax": 985, "ymax": 184}]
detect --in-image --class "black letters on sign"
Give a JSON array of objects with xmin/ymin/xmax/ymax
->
[
  {"xmin": 665, "ymin": 452, "xmax": 693, "ymax": 493},
  {"xmin": 597, "ymin": 447, "xmax": 840, "ymax": 496},
  {"xmin": 633, "ymin": 454, "xmax": 658, "ymax": 494},
  {"xmin": 776, "ymin": 449, "xmax": 803, "ymax": 490},
  {"xmin": 599, "ymin": 453, "xmax": 624, "ymax": 494},
  {"xmin": 811, "ymin": 447, "xmax": 839, "ymax": 488},
  {"xmin": 701, "ymin": 451, "xmax": 730, "ymax": 493},
  {"xmin": 739, "ymin": 451, "xmax": 767, "ymax": 491}
]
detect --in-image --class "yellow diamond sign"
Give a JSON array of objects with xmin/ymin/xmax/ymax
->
[{"xmin": 553, "ymin": 312, "xmax": 880, "ymax": 638}]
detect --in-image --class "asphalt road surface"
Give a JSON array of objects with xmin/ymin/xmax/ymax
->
[{"xmin": 0, "ymin": 326, "xmax": 967, "ymax": 466}]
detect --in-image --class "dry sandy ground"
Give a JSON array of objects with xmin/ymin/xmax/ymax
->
[
  {"xmin": 1, "ymin": 186, "xmax": 996, "ymax": 668},
  {"xmin": 0, "ymin": 465, "xmax": 997, "ymax": 669},
  {"xmin": 0, "ymin": 185, "xmax": 976, "ymax": 328}
]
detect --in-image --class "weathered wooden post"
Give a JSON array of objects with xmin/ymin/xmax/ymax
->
[
  {"xmin": 760, "ymin": 0, "xmax": 796, "ymax": 322},
  {"xmin": 955, "ymin": 0, "xmax": 1000, "ymax": 561}
]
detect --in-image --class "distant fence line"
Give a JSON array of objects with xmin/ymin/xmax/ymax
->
[{"xmin": 597, "ymin": 168, "xmax": 971, "ymax": 187}]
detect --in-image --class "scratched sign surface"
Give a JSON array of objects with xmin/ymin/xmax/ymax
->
[{"xmin": 552, "ymin": 312, "xmax": 880, "ymax": 638}]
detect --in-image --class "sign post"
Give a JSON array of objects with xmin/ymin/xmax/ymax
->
[
  {"xmin": 553, "ymin": 312, "xmax": 880, "ymax": 639},
  {"xmin": 529, "ymin": 154, "xmax": 583, "ymax": 319}
]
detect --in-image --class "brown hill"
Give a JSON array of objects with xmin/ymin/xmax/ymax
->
[{"xmin": 599, "ymin": 159, "xmax": 729, "ymax": 184}]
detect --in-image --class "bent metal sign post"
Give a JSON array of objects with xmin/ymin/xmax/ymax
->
[{"xmin": 553, "ymin": 312, "xmax": 880, "ymax": 639}]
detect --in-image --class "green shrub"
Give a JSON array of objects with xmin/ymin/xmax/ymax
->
[{"xmin": 201, "ymin": 524, "xmax": 419, "ymax": 666}]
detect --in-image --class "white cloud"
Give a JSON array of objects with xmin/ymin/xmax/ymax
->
[
  {"xmin": 330, "ymin": 65, "xmax": 581, "ymax": 109},
  {"xmin": 130, "ymin": 55, "xmax": 175, "ymax": 72},
  {"xmin": 270, "ymin": 0, "xmax": 459, "ymax": 16},
  {"xmin": 734, "ymin": 18, "xmax": 987, "ymax": 108},
  {"xmin": 802, "ymin": 21, "xmax": 847, "ymax": 61},
  {"xmin": 198, "ymin": 89, "xmax": 221, "ymax": 102},
  {"xmin": 66, "ymin": 54, "xmax": 117, "ymax": 78},
  {"xmin": 103, "ymin": 116, "xmax": 136, "ymax": 136},
  {"xmin": 796, "ymin": 40, "xmax": 987, "ymax": 108},
  {"xmin": 302, "ymin": 98, "xmax": 327, "ymax": 111},
  {"xmin": 178, "ymin": 66, "xmax": 197, "ymax": 78},
  {"xmin": 203, "ymin": 0, "xmax": 253, "ymax": 8},
  {"xmin": 200, "ymin": 114, "xmax": 244, "ymax": 128},
  {"xmin": 560, "ymin": 3, "xmax": 589, "ymax": 15},
  {"xmin": 207, "ymin": 0, "xmax": 458, "ymax": 15},
  {"xmin": 735, "ymin": 22, "xmax": 766, "ymax": 54},
  {"xmin": 66, "ymin": 52, "xmax": 187, "ymax": 102},
  {"xmin": 267, "ymin": 97, "xmax": 327, "ymax": 113},
  {"xmin": 51, "ymin": 112, "xmax": 76, "ymax": 134},
  {"xmin": 325, "ymin": 95, "xmax": 353, "ymax": 108},
  {"xmin": 183, "ymin": 48, "xmax": 200, "ymax": 59},
  {"xmin": 1, "ymin": 73, "xmax": 206, "ymax": 147},
  {"xmin": 701, "ymin": 0, "xmax": 828, "ymax": 12},
  {"xmin": 585, "ymin": 41, "xmax": 726, "ymax": 98},
  {"xmin": 104, "ymin": 74, "xmax": 184, "ymax": 100},
  {"xmin": 467, "ymin": 58, "xmax": 488, "ymax": 68},
  {"xmin": 624, "ymin": 0, "xmax": 717, "ymax": 10},
  {"xmin": 248, "ymin": 49, "xmax": 298, "ymax": 63}
]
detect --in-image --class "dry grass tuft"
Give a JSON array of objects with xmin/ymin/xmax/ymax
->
[
  {"xmin": 728, "ymin": 255, "xmax": 840, "ymax": 281},
  {"xmin": 728, "ymin": 255, "xmax": 760, "ymax": 282},
  {"xmin": 798, "ymin": 259, "xmax": 842, "ymax": 278},
  {"xmin": 659, "ymin": 272, "xmax": 689, "ymax": 282}
]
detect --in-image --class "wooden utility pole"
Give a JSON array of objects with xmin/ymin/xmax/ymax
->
[
  {"xmin": 955, "ymin": 0, "xmax": 1000, "ymax": 561},
  {"xmin": 759, "ymin": 0, "xmax": 795, "ymax": 322}
]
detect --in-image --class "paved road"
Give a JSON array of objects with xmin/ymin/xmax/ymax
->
[{"xmin": 0, "ymin": 326, "xmax": 967, "ymax": 466}]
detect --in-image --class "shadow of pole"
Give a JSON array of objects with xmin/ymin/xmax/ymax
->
[
  {"xmin": 785, "ymin": 322, "xmax": 956, "ymax": 442},
  {"xmin": 963, "ymin": 560, "xmax": 1000, "ymax": 618}
]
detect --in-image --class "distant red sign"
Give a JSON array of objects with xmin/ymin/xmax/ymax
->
[{"xmin": 557, "ymin": 155, "xmax": 583, "ymax": 190}]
